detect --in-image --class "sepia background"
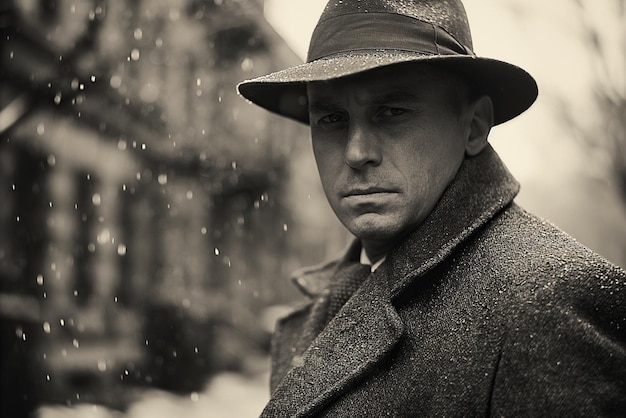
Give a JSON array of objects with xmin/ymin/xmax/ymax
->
[{"xmin": 0, "ymin": 0, "xmax": 624, "ymax": 417}]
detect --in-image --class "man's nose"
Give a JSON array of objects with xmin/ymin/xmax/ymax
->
[{"xmin": 344, "ymin": 124, "xmax": 382, "ymax": 169}]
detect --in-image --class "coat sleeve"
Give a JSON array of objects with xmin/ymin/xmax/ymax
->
[{"xmin": 490, "ymin": 258, "xmax": 626, "ymax": 417}]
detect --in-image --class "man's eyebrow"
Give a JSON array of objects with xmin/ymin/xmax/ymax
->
[
  {"xmin": 309, "ymin": 90, "xmax": 423, "ymax": 112},
  {"xmin": 308, "ymin": 100, "xmax": 342, "ymax": 114}
]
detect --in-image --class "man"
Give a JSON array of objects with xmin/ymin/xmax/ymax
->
[{"xmin": 238, "ymin": 1, "xmax": 626, "ymax": 416}]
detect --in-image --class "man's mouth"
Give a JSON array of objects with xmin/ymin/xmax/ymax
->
[{"xmin": 343, "ymin": 187, "xmax": 397, "ymax": 197}]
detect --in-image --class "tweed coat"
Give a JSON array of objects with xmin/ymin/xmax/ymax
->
[{"xmin": 261, "ymin": 146, "xmax": 626, "ymax": 417}]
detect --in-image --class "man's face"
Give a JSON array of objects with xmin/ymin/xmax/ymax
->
[{"xmin": 307, "ymin": 64, "xmax": 471, "ymax": 250}]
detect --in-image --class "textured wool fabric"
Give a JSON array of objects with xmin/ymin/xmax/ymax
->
[
  {"xmin": 289, "ymin": 262, "xmax": 373, "ymax": 370},
  {"xmin": 326, "ymin": 263, "xmax": 372, "ymax": 324},
  {"xmin": 262, "ymin": 146, "xmax": 626, "ymax": 417}
]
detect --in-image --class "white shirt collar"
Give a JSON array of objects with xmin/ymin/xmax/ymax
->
[{"xmin": 360, "ymin": 247, "xmax": 387, "ymax": 272}]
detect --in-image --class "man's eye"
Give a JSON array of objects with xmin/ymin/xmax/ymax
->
[
  {"xmin": 379, "ymin": 107, "xmax": 407, "ymax": 117},
  {"xmin": 318, "ymin": 113, "xmax": 346, "ymax": 125}
]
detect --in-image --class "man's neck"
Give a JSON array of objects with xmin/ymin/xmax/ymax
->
[
  {"xmin": 361, "ymin": 239, "xmax": 397, "ymax": 265},
  {"xmin": 360, "ymin": 248, "xmax": 387, "ymax": 272}
]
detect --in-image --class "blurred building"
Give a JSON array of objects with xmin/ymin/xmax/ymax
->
[{"xmin": 0, "ymin": 0, "xmax": 343, "ymax": 415}]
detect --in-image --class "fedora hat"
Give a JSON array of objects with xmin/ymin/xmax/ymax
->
[{"xmin": 237, "ymin": 0, "xmax": 538, "ymax": 126}]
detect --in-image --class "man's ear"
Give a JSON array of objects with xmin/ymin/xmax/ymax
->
[{"xmin": 465, "ymin": 95, "xmax": 494, "ymax": 157}]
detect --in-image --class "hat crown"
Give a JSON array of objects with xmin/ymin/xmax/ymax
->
[{"xmin": 316, "ymin": 0, "xmax": 473, "ymax": 51}]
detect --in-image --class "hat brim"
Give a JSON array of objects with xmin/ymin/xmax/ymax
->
[{"xmin": 237, "ymin": 51, "xmax": 538, "ymax": 126}]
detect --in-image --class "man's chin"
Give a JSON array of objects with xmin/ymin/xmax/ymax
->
[{"xmin": 344, "ymin": 215, "xmax": 404, "ymax": 242}]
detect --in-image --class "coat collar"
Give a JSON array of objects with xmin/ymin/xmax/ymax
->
[
  {"xmin": 385, "ymin": 144, "xmax": 519, "ymax": 299},
  {"xmin": 263, "ymin": 146, "xmax": 519, "ymax": 417}
]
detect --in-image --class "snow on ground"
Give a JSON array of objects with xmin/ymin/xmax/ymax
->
[{"xmin": 37, "ymin": 370, "xmax": 270, "ymax": 418}]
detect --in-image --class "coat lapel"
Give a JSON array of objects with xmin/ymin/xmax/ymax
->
[
  {"xmin": 263, "ymin": 146, "xmax": 520, "ymax": 417},
  {"xmin": 262, "ymin": 263, "xmax": 404, "ymax": 418}
]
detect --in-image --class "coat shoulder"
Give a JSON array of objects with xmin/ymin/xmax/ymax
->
[
  {"xmin": 475, "ymin": 205, "xmax": 626, "ymax": 415},
  {"xmin": 476, "ymin": 203, "xmax": 625, "ymax": 286},
  {"xmin": 474, "ymin": 203, "xmax": 626, "ymax": 322}
]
